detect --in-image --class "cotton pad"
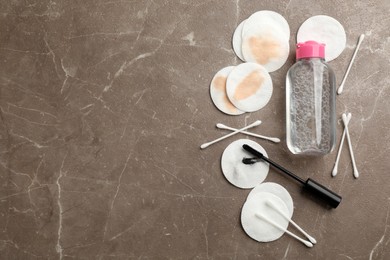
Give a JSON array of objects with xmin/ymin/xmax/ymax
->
[
  {"xmin": 210, "ymin": 66, "xmax": 245, "ymax": 115},
  {"xmin": 226, "ymin": 62, "xmax": 273, "ymax": 112},
  {"xmin": 297, "ymin": 15, "xmax": 346, "ymax": 61},
  {"xmin": 241, "ymin": 192, "xmax": 289, "ymax": 242},
  {"xmin": 221, "ymin": 139, "xmax": 269, "ymax": 189},
  {"xmin": 232, "ymin": 20, "xmax": 246, "ymax": 61},
  {"xmin": 247, "ymin": 182, "xmax": 294, "ymax": 218},
  {"xmin": 242, "ymin": 10, "xmax": 290, "ymax": 40},
  {"xmin": 241, "ymin": 11, "xmax": 290, "ymax": 72}
]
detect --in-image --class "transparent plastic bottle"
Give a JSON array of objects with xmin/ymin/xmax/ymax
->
[{"xmin": 286, "ymin": 41, "xmax": 336, "ymax": 156}]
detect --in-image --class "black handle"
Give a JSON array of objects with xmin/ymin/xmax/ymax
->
[{"xmin": 304, "ymin": 178, "xmax": 342, "ymax": 208}]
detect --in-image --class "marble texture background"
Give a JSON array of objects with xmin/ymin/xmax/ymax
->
[{"xmin": 0, "ymin": 0, "xmax": 389, "ymax": 259}]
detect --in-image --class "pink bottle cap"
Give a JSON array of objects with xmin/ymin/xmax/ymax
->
[{"xmin": 296, "ymin": 41, "xmax": 325, "ymax": 59}]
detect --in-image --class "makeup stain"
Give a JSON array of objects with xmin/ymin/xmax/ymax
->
[
  {"xmin": 234, "ymin": 71, "xmax": 264, "ymax": 100},
  {"xmin": 249, "ymin": 35, "xmax": 281, "ymax": 64},
  {"xmin": 214, "ymin": 76, "xmax": 239, "ymax": 112}
]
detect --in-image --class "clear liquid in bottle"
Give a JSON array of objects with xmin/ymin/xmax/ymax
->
[{"xmin": 286, "ymin": 41, "xmax": 336, "ymax": 156}]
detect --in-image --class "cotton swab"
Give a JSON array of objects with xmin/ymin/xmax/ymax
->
[
  {"xmin": 337, "ymin": 34, "xmax": 365, "ymax": 95},
  {"xmin": 255, "ymin": 213, "xmax": 313, "ymax": 248},
  {"xmin": 216, "ymin": 123, "xmax": 281, "ymax": 143},
  {"xmin": 332, "ymin": 113, "xmax": 351, "ymax": 177},
  {"xmin": 342, "ymin": 113, "xmax": 359, "ymax": 178},
  {"xmin": 200, "ymin": 120, "xmax": 262, "ymax": 149},
  {"xmin": 265, "ymin": 200, "xmax": 317, "ymax": 244}
]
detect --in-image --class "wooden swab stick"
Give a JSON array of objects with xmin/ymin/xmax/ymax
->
[
  {"xmin": 216, "ymin": 123, "xmax": 280, "ymax": 143},
  {"xmin": 255, "ymin": 213, "xmax": 313, "ymax": 248},
  {"xmin": 200, "ymin": 120, "xmax": 261, "ymax": 149}
]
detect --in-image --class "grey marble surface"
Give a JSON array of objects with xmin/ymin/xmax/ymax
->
[{"xmin": 0, "ymin": 0, "xmax": 389, "ymax": 259}]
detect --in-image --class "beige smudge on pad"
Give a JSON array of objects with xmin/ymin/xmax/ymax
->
[
  {"xmin": 248, "ymin": 35, "xmax": 282, "ymax": 65},
  {"xmin": 234, "ymin": 70, "xmax": 264, "ymax": 100},
  {"xmin": 241, "ymin": 10, "xmax": 290, "ymax": 72},
  {"xmin": 226, "ymin": 62, "xmax": 273, "ymax": 112},
  {"xmin": 210, "ymin": 66, "xmax": 245, "ymax": 115},
  {"xmin": 214, "ymin": 76, "xmax": 239, "ymax": 113}
]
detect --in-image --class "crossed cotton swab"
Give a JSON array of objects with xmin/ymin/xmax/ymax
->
[
  {"xmin": 332, "ymin": 113, "xmax": 351, "ymax": 177},
  {"xmin": 255, "ymin": 212, "xmax": 314, "ymax": 248},
  {"xmin": 200, "ymin": 120, "xmax": 262, "ymax": 149},
  {"xmin": 342, "ymin": 113, "xmax": 359, "ymax": 178},
  {"xmin": 332, "ymin": 113, "xmax": 359, "ymax": 178},
  {"xmin": 337, "ymin": 34, "xmax": 365, "ymax": 95},
  {"xmin": 265, "ymin": 200, "xmax": 317, "ymax": 245},
  {"xmin": 216, "ymin": 123, "xmax": 281, "ymax": 143}
]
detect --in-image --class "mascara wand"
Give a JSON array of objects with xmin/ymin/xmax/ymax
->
[{"xmin": 242, "ymin": 144, "xmax": 342, "ymax": 208}]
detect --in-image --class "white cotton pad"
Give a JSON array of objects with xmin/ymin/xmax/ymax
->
[
  {"xmin": 241, "ymin": 11, "xmax": 290, "ymax": 72},
  {"xmin": 297, "ymin": 15, "xmax": 346, "ymax": 61},
  {"xmin": 221, "ymin": 139, "xmax": 269, "ymax": 189},
  {"xmin": 210, "ymin": 66, "xmax": 245, "ymax": 115},
  {"xmin": 226, "ymin": 62, "xmax": 273, "ymax": 112},
  {"xmin": 232, "ymin": 20, "xmax": 246, "ymax": 61},
  {"xmin": 247, "ymin": 182, "xmax": 294, "ymax": 218},
  {"xmin": 242, "ymin": 11, "xmax": 290, "ymax": 39},
  {"xmin": 241, "ymin": 192, "xmax": 289, "ymax": 242}
]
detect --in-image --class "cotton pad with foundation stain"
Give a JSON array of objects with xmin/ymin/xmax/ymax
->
[
  {"xmin": 241, "ymin": 11, "xmax": 290, "ymax": 72},
  {"xmin": 210, "ymin": 66, "xmax": 245, "ymax": 115},
  {"xmin": 241, "ymin": 192, "xmax": 290, "ymax": 242},
  {"xmin": 232, "ymin": 20, "xmax": 247, "ymax": 61},
  {"xmin": 221, "ymin": 139, "xmax": 269, "ymax": 189},
  {"xmin": 297, "ymin": 15, "xmax": 346, "ymax": 61},
  {"xmin": 246, "ymin": 182, "xmax": 294, "ymax": 218},
  {"xmin": 226, "ymin": 62, "xmax": 273, "ymax": 112}
]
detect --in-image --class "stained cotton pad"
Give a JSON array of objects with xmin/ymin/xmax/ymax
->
[
  {"xmin": 247, "ymin": 182, "xmax": 294, "ymax": 218},
  {"xmin": 210, "ymin": 66, "xmax": 245, "ymax": 115},
  {"xmin": 241, "ymin": 192, "xmax": 290, "ymax": 242},
  {"xmin": 226, "ymin": 62, "xmax": 273, "ymax": 112},
  {"xmin": 232, "ymin": 20, "xmax": 246, "ymax": 61},
  {"xmin": 297, "ymin": 15, "xmax": 346, "ymax": 61},
  {"xmin": 221, "ymin": 139, "xmax": 269, "ymax": 189},
  {"xmin": 241, "ymin": 11, "xmax": 290, "ymax": 72}
]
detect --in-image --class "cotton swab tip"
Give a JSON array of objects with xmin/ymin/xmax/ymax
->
[
  {"xmin": 358, "ymin": 34, "xmax": 365, "ymax": 43},
  {"xmin": 307, "ymin": 235, "xmax": 317, "ymax": 245},
  {"xmin": 342, "ymin": 113, "xmax": 348, "ymax": 122},
  {"xmin": 331, "ymin": 167, "xmax": 338, "ymax": 177},
  {"xmin": 337, "ymin": 85, "xmax": 344, "ymax": 95},
  {"xmin": 252, "ymin": 120, "xmax": 262, "ymax": 126},
  {"xmin": 216, "ymin": 123, "xmax": 227, "ymax": 128},
  {"xmin": 303, "ymin": 240, "xmax": 314, "ymax": 248},
  {"xmin": 270, "ymin": 137, "xmax": 281, "ymax": 143},
  {"xmin": 200, "ymin": 143, "xmax": 209, "ymax": 149}
]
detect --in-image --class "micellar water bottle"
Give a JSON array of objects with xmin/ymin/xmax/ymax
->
[{"xmin": 286, "ymin": 41, "xmax": 336, "ymax": 156}]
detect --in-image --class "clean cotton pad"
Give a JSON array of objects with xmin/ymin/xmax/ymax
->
[{"xmin": 297, "ymin": 15, "xmax": 346, "ymax": 61}]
